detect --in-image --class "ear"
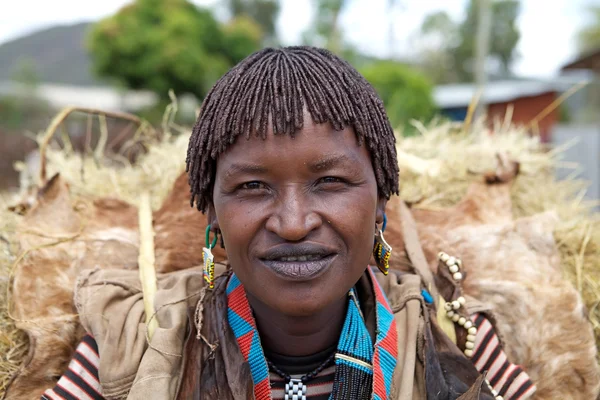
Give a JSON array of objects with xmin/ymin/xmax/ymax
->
[
  {"xmin": 376, "ymin": 196, "xmax": 388, "ymax": 227},
  {"xmin": 206, "ymin": 203, "xmax": 220, "ymax": 232}
]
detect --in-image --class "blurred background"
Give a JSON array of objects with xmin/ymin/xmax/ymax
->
[{"xmin": 0, "ymin": 0, "xmax": 599, "ymax": 199}]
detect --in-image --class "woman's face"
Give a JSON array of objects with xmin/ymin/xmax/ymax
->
[{"xmin": 210, "ymin": 114, "xmax": 385, "ymax": 316}]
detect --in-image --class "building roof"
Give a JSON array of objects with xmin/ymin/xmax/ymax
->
[
  {"xmin": 562, "ymin": 48, "xmax": 600, "ymax": 71},
  {"xmin": 434, "ymin": 80, "xmax": 564, "ymax": 109},
  {"xmin": 0, "ymin": 81, "xmax": 157, "ymax": 112}
]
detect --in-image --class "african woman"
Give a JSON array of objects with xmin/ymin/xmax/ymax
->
[{"xmin": 43, "ymin": 47, "xmax": 535, "ymax": 400}]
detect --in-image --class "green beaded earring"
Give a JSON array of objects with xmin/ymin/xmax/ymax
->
[
  {"xmin": 373, "ymin": 214, "xmax": 392, "ymax": 275},
  {"xmin": 203, "ymin": 225, "xmax": 218, "ymax": 289}
]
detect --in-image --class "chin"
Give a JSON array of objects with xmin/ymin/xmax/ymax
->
[
  {"xmin": 276, "ymin": 298, "xmax": 328, "ymax": 317},
  {"xmin": 269, "ymin": 286, "xmax": 339, "ymax": 317}
]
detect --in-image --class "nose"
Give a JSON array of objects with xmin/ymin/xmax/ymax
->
[{"xmin": 265, "ymin": 187, "xmax": 322, "ymax": 241}]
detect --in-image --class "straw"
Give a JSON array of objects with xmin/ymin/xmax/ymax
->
[
  {"xmin": 1, "ymin": 108, "xmax": 599, "ymax": 396},
  {"xmin": 138, "ymin": 192, "xmax": 159, "ymax": 340}
]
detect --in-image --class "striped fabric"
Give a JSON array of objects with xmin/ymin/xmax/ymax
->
[
  {"xmin": 41, "ymin": 334, "xmax": 103, "ymax": 400},
  {"xmin": 40, "ymin": 309, "xmax": 535, "ymax": 400},
  {"xmin": 471, "ymin": 313, "xmax": 536, "ymax": 399},
  {"xmin": 40, "ymin": 335, "xmax": 335, "ymax": 400}
]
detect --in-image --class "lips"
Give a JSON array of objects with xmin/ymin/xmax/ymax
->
[{"xmin": 258, "ymin": 243, "xmax": 337, "ymax": 280}]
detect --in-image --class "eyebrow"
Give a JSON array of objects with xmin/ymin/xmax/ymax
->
[
  {"xmin": 308, "ymin": 154, "xmax": 353, "ymax": 172},
  {"xmin": 224, "ymin": 154, "xmax": 356, "ymax": 177},
  {"xmin": 224, "ymin": 163, "xmax": 268, "ymax": 177}
]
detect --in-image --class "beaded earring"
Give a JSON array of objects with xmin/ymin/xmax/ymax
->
[
  {"xmin": 203, "ymin": 225, "xmax": 218, "ymax": 289},
  {"xmin": 373, "ymin": 214, "xmax": 392, "ymax": 275}
]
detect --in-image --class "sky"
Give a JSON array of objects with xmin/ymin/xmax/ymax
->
[{"xmin": 0, "ymin": 0, "xmax": 596, "ymax": 78}]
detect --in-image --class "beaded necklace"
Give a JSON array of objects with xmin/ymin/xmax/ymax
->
[
  {"xmin": 226, "ymin": 267, "xmax": 398, "ymax": 400},
  {"xmin": 267, "ymin": 352, "xmax": 335, "ymax": 398}
]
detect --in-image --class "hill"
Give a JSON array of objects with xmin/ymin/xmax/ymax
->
[{"xmin": 0, "ymin": 22, "xmax": 104, "ymax": 86}]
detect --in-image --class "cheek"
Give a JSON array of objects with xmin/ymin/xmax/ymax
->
[
  {"xmin": 215, "ymin": 206, "xmax": 242, "ymax": 248},
  {"xmin": 213, "ymin": 198, "xmax": 264, "ymax": 257},
  {"xmin": 214, "ymin": 184, "xmax": 378, "ymax": 261},
  {"xmin": 323, "ymin": 189, "xmax": 378, "ymax": 252}
]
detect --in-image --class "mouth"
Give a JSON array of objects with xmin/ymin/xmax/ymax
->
[{"xmin": 258, "ymin": 244, "xmax": 337, "ymax": 281}]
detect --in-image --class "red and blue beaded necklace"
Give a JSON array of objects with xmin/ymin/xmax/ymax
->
[{"xmin": 226, "ymin": 267, "xmax": 398, "ymax": 400}]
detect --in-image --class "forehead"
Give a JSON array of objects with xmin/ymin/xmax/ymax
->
[{"xmin": 215, "ymin": 115, "xmax": 373, "ymax": 174}]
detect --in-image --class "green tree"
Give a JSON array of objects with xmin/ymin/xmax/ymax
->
[
  {"xmin": 360, "ymin": 61, "xmax": 437, "ymax": 131},
  {"xmin": 223, "ymin": 16, "xmax": 265, "ymax": 64},
  {"xmin": 578, "ymin": 6, "xmax": 600, "ymax": 54},
  {"xmin": 226, "ymin": 0, "xmax": 280, "ymax": 44},
  {"xmin": 418, "ymin": 11, "xmax": 461, "ymax": 84},
  {"xmin": 419, "ymin": 0, "xmax": 520, "ymax": 83},
  {"xmin": 302, "ymin": 0, "xmax": 348, "ymax": 55},
  {"xmin": 460, "ymin": 0, "xmax": 520, "ymax": 78},
  {"xmin": 11, "ymin": 58, "xmax": 40, "ymax": 90},
  {"xmin": 1, "ymin": 59, "xmax": 49, "ymax": 130},
  {"xmin": 88, "ymin": 0, "xmax": 262, "ymax": 100}
]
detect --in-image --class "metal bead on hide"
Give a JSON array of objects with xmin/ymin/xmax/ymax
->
[
  {"xmin": 284, "ymin": 378, "xmax": 307, "ymax": 400},
  {"xmin": 496, "ymin": 396, "xmax": 504, "ymax": 400},
  {"xmin": 438, "ymin": 253, "xmax": 481, "ymax": 363}
]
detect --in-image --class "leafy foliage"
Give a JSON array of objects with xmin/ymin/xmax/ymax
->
[
  {"xmin": 1, "ymin": 59, "xmax": 50, "ymax": 130},
  {"xmin": 0, "ymin": 95, "xmax": 51, "ymax": 130},
  {"xmin": 460, "ymin": 0, "xmax": 520, "ymax": 77},
  {"xmin": 578, "ymin": 6, "xmax": 600, "ymax": 55},
  {"xmin": 223, "ymin": 16, "xmax": 265, "ymax": 63},
  {"xmin": 88, "ymin": 0, "xmax": 263, "ymax": 100},
  {"xmin": 419, "ymin": 0, "xmax": 521, "ymax": 83},
  {"xmin": 226, "ymin": 0, "xmax": 280, "ymax": 43},
  {"xmin": 11, "ymin": 59, "xmax": 40, "ymax": 89},
  {"xmin": 302, "ymin": 0, "xmax": 348, "ymax": 54},
  {"xmin": 360, "ymin": 61, "xmax": 437, "ymax": 131}
]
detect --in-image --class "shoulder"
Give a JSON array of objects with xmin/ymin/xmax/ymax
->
[
  {"xmin": 373, "ymin": 268, "xmax": 426, "ymax": 312},
  {"xmin": 74, "ymin": 267, "xmax": 208, "ymax": 398}
]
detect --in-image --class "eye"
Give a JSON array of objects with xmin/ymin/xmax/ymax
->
[
  {"xmin": 319, "ymin": 176, "xmax": 344, "ymax": 184},
  {"xmin": 239, "ymin": 181, "xmax": 266, "ymax": 190}
]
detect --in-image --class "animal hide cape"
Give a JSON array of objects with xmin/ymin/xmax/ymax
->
[
  {"xmin": 385, "ymin": 177, "xmax": 600, "ymax": 399},
  {"xmin": 4, "ymin": 169, "xmax": 599, "ymax": 399}
]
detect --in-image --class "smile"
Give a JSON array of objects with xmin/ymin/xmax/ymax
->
[
  {"xmin": 272, "ymin": 254, "xmax": 327, "ymax": 262},
  {"xmin": 259, "ymin": 243, "xmax": 337, "ymax": 281},
  {"xmin": 258, "ymin": 244, "xmax": 337, "ymax": 281},
  {"xmin": 260, "ymin": 254, "xmax": 336, "ymax": 280}
]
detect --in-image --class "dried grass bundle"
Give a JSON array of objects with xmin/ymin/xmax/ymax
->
[
  {"xmin": 398, "ymin": 120, "xmax": 600, "ymax": 362},
  {"xmin": 0, "ymin": 195, "xmax": 27, "ymax": 394},
  {"xmin": 0, "ymin": 108, "xmax": 598, "ymax": 396}
]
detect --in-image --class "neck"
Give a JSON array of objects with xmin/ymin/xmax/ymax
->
[{"xmin": 247, "ymin": 292, "xmax": 348, "ymax": 357}]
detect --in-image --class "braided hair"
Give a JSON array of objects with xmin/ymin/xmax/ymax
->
[{"xmin": 186, "ymin": 46, "xmax": 399, "ymax": 212}]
